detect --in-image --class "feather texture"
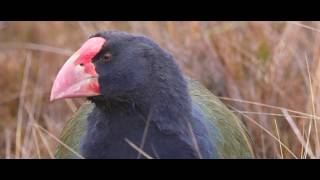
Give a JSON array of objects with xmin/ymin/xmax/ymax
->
[{"xmin": 55, "ymin": 78, "xmax": 254, "ymax": 159}]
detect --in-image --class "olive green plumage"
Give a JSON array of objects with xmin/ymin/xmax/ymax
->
[
  {"xmin": 55, "ymin": 102, "xmax": 94, "ymax": 159},
  {"xmin": 187, "ymin": 78, "xmax": 253, "ymax": 158},
  {"xmin": 55, "ymin": 78, "xmax": 254, "ymax": 159}
]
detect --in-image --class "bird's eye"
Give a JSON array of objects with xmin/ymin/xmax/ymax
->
[{"xmin": 103, "ymin": 53, "xmax": 112, "ymax": 63}]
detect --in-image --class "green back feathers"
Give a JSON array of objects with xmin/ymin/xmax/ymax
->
[
  {"xmin": 55, "ymin": 102, "xmax": 94, "ymax": 159},
  {"xmin": 187, "ymin": 78, "xmax": 254, "ymax": 158},
  {"xmin": 55, "ymin": 78, "xmax": 254, "ymax": 159}
]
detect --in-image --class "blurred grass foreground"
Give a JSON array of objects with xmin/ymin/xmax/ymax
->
[{"xmin": 1, "ymin": 21, "xmax": 320, "ymax": 159}]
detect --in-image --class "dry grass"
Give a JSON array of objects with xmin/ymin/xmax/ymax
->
[{"xmin": 1, "ymin": 21, "xmax": 320, "ymax": 159}]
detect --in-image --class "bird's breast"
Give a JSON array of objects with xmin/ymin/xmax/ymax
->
[{"xmin": 80, "ymin": 104, "xmax": 216, "ymax": 159}]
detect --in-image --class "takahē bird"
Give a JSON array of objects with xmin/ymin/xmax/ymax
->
[{"xmin": 51, "ymin": 31, "xmax": 254, "ymax": 159}]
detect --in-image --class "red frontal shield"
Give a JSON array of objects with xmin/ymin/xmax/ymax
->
[{"xmin": 50, "ymin": 37, "xmax": 106, "ymax": 101}]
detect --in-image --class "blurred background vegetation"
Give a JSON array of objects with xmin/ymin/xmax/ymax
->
[{"xmin": 1, "ymin": 21, "xmax": 320, "ymax": 159}]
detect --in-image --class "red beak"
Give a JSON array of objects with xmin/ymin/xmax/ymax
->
[{"xmin": 50, "ymin": 37, "xmax": 106, "ymax": 102}]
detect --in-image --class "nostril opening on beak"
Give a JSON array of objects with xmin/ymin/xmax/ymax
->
[{"xmin": 80, "ymin": 63, "xmax": 84, "ymax": 66}]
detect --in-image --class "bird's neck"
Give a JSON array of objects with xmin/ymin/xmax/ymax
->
[
  {"xmin": 139, "ymin": 86, "xmax": 191, "ymax": 134},
  {"xmin": 133, "ymin": 57, "xmax": 193, "ymax": 135}
]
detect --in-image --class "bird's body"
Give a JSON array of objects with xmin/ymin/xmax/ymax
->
[
  {"xmin": 55, "ymin": 78, "xmax": 253, "ymax": 159},
  {"xmin": 52, "ymin": 31, "xmax": 254, "ymax": 159}
]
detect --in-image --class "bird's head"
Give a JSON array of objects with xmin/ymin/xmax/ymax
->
[{"xmin": 50, "ymin": 31, "xmax": 168, "ymax": 102}]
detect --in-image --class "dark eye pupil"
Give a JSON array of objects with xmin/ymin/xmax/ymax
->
[
  {"xmin": 80, "ymin": 63, "xmax": 84, "ymax": 66},
  {"xmin": 104, "ymin": 53, "xmax": 112, "ymax": 62}
]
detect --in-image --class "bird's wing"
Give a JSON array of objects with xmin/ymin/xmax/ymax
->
[
  {"xmin": 187, "ymin": 77, "xmax": 254, "ymax": 158},
  {"xmin": 55, "ymin": 101, "xmax": 94, "ymax": 159}
]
